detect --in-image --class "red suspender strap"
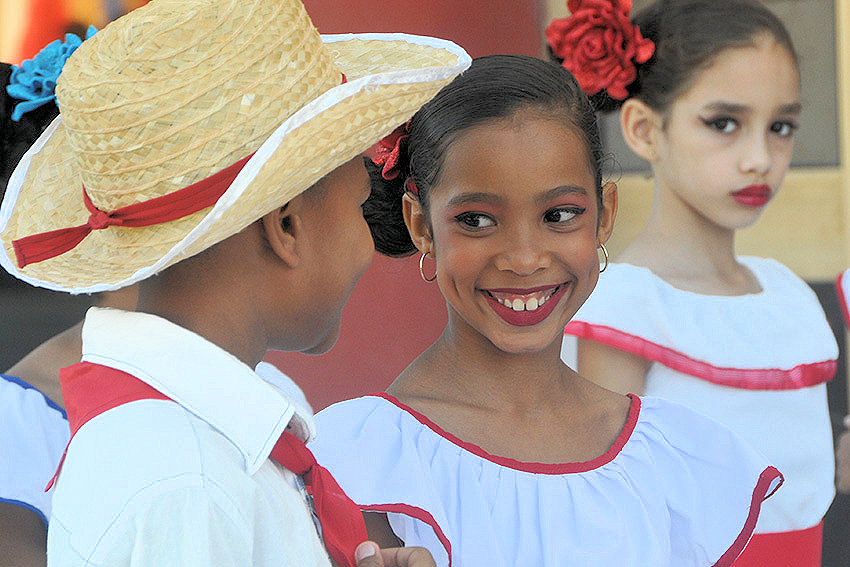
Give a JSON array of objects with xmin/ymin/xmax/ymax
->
[{"xmin": 54, "ymin": 361, "xmax": 367, "ymax": 567}]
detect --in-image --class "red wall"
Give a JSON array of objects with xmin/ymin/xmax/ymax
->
[
  {"xmin": 266, "ymin": 0, "xmax": 543, "ymax": 411},
  {"xmin": 302, "ymin": 0, "xmax": 542, "ymax": 58}
]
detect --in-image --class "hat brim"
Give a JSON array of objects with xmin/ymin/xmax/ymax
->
[{"xmin": 0, "ymin": 34, "xmax": 470, "ymax": 293}]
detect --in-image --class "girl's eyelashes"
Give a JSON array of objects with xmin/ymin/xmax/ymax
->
[
  {"xmin": 701, "ymin": 116, "xmax": 738, "ymax": 134},
  {"xmin": 455, "ymin": 211, "xmax": 496, "ymax": 230},
  {"xmin": 454, "ymin": 206, "xmax": 587, "ymax": 230},
  {"xmin": 544, "ymin": 206, "xmax": 586, "ymax": 224},
  {"xmin": 771, "ymin": 120, "xmax": 798, "ymax": 137},
  {"xmin": 700, "ymin": 116, "xmax": 799, "ymax": 137}
]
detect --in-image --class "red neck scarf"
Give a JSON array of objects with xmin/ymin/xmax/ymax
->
[{"xmin": 54, "ymin": 361, "xmax": 367, "ymax": 567}]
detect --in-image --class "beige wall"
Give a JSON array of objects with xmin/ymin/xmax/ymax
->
[{"xmin": 542, "ymin": 0, "xmax": 849, "ymax": 281}]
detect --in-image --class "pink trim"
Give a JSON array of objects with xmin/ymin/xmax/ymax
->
[
  {"xmin": 713, "ymin": 466, "xmax": 783, "ymax": 567},
  {"xmin": 361, "ymin": 503, "xmax": 453, "ymax": 567},
  {"xmin": 566, "ymin": 321, "xmax": 835, "ymax": 390},
  {"xmin": 836, "ymin": 271, "xmax": 850, "ymax": 328},
  {"xmin": 370, "ymin": 392, "xmax": 641, "ymax": 474}
]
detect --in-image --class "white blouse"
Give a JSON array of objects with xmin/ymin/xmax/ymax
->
[
  {"xmin": 312, "ymin": 393, "xmax": 781, "ymax": 567},
  {"xmin": 563, "ymin": 256, "xmax": 837, "ymax": 534}
]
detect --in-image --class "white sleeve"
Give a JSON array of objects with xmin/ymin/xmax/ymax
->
[{"xmin": 0, "ymin": 375, "xmax": 69, "ymax": 524}]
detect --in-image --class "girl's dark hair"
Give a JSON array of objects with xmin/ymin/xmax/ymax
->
[
  {"xmin": 584, "ymin": 0, "xmax": 798, "ymax": 114},
  {"xmin": 364, "ymin": 54, "xmax": 604, "ymax": 257}
]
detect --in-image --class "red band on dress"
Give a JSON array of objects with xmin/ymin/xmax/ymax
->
[
  {"xmin": 12, "ymin": 152, "xmax": 254, "ymax": 268},
  {"xmin": 566, "ymin": 321, "xmax": 836, "ymax": 390},
  {"xmin": 726, "ymin": 520, "xmax": 821, "ymax": 567}
]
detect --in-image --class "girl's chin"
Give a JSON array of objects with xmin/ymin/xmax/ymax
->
[{"xmin": 485, "ymin": 327, "xmax": 566, "ymax": 356}]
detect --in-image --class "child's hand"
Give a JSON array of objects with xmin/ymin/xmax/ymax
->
[
  {"xmin": 837, "ymin": 416, "xmax": 850, "ymax": 493},
  {"xmin": 355, "ymin": 541, "xmax": 436, "ymax": 567}
]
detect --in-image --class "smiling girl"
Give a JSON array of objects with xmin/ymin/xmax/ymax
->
[
  {"xmin": 310, "ymin": 54, "xmax": 783, "ymax": 567},
  {"xmin": 551, "ymin": 1, "xmax": 838, "ymax": 565}
]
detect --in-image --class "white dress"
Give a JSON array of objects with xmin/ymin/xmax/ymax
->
[
  {"xmin": 0, "ymin": 374, "xmax": 69, "ymax": 525},
  {"xmin": 312, "ymin": 392, "xmax": 782, "ymax": 567},
  {"xmin": 562, "ymin": 256, "xmax": 837, "ymax": 539}
]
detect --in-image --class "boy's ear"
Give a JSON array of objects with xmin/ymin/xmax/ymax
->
[
  {"xmin": 597, "ymin": 181, "xmax": 618, "ymax": 245},
  {"xmin": 261, "ymin": 196, "xmax": 304, "ymax": 268},
  {"xmin": 619, "ymin": 98, "xmax": 660, "ymax": 163},
  {"xmin": 402, "ymin": 192, "xmax": 433, "ymax": 254}
]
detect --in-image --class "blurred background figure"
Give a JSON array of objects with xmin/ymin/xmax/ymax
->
[{"xmin": 0, "ymin": 0, "xmax": 149, "ymax": 64}]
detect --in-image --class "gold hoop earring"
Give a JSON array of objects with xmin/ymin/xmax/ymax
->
[
  {"xmin": 598, "ymin": 243, "xmax": 609, "ymax": 273},
  {"xmin": 419, "ymin": 252, "xmax": 437, "ymax": 282}
]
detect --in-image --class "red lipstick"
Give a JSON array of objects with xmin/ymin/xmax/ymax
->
[
  {"xmin": 731, "ymin": 184, "xmax": 771, "ymax": 208},
  {"xmin": 483, "ymin": 284, "xmax": 569, "ymax": 327}
]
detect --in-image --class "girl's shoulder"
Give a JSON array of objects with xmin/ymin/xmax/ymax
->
[
  {"xmin": 311, "ymin": 393, "xmax": 781, "ymax": 567},
  {"xmin": 579, "ymin": 256, "xmax": 813, "ymax": 306},
  {"xmin": 311, "ymin": 392, "xmax": 774, "ymax": 480},
  {"xmin": 565, "ymin": 257, "xmax": 837, "ymax": 385}
]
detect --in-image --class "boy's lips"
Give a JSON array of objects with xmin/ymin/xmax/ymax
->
[
  {"xmin": 731, "ymin": 184, "xmax": 771, "ymax": 207},
  {"xmin": 482, "ymin": 283, "xmax": 569, "ymax": 327}
]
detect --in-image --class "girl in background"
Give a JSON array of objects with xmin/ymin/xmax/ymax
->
[
  {"xmin": 551, "ymin": 1, "xmax": 838, "ymax": 564},
  {"xmin": 311, "ymin": 54, "xmax": 782, "ymax": 567}
]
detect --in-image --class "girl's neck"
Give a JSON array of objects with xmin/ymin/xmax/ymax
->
[
  {"xmin": 388, "ymin": 319, "xmax": 632, "ymax": 465},
  {"xmin": 620, "ymin": 184, "xmax": 761, "ymax": 296},
  {"xmin": 393, "ymin": 322, "xmax": 575, "ymax": 414}
]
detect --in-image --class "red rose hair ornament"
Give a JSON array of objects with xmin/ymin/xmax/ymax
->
[
  {"xmin": 546, "ymin": 0, "xmax": 654, "ymax": 100},
  {"xmin": 366, "ymin": 121, "xmax": 409, "ymax": 180}
]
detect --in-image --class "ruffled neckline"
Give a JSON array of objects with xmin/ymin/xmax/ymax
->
[{"xmin": 370, "ymin": 392, "xmax": 640, "ymax": 474}]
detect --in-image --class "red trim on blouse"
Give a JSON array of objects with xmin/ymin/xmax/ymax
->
[
  {"xmin": 713, "ymin": 466, "xmax": 784, "ymax": 567},
  {"xmin": 566, "ymin": 321, "xmax": 835, "ymax": 391},
  {"xmin": 361, "ymin": 503, "xmax": 453, "ymax": 567},
  {"xmin": 370, "ymin": 392, "xmax": 641, "ymax": 474},
  {"xmin": 836, "ymin": 271, "xmax": 850, "ymax": 328}
]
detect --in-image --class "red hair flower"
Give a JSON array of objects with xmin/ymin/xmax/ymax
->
[
  {"xmin": 546, "ymin": 0, "xmax": 654, "ymax": 100},
  {"xmin": 366, "ymin": 122, "xmax": 409, "ymax": 180}
]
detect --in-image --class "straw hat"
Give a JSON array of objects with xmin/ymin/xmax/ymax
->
[{"xmin": 0, "ymin": 0, "xmax": 470, "ymax": 293}]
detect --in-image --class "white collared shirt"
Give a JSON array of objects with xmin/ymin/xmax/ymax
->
[{"xmin": 47, "ymin": 307, "xmax": 332, "ymax": 567}]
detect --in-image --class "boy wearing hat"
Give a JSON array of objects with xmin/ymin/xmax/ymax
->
[{"xmin": 0, "ymin": 0, "xmax": 469, "ymax": 565}]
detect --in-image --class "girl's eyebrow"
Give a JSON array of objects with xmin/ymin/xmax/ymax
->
[
  {"xmin": 778, "ymin": 102, "xmax": 803, "ymax": 115},
  {"xmin": 536, "ymin": 185, "xmax": 588, "ymax": 205},
  {"xmin": 702, "ymin": 101, "xmax": 802, "ymax": 115},
  {"xmin": 446, "ymin": 186, "xmax": 589, "ymax": 208},
  {"xmin": 446, "ymin": 192, "xmax": 501, "ymax": 207}
]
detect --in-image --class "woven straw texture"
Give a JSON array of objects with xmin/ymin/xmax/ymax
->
[{"xmin": 0, "ymin": 0, "xmax": 469, "ymax": 292}]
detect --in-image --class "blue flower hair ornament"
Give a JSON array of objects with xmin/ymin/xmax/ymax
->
[{"xmin": 7, "ymin": 26, "xmax": 97, "ymax": 121}]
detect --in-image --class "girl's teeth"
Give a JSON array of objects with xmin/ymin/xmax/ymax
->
[
  {"xmin": 493, "ymin": 286, "xmax": 560, "ymax": 311},
  {"xmin": 504, "ymin": 297, "xmax": 542, "ymax": 311}
]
